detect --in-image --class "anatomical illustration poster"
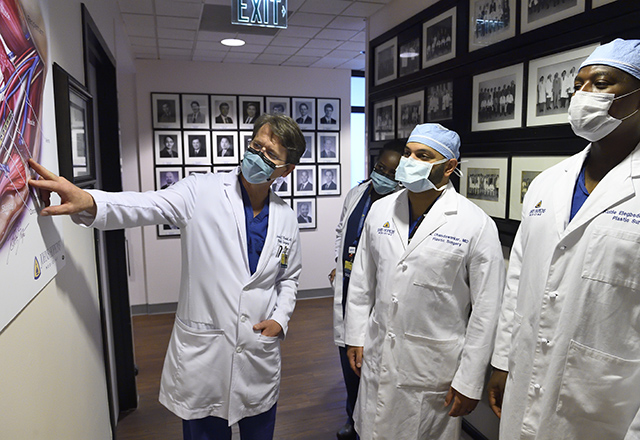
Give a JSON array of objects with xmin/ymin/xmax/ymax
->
[{"xmin": 0, "ymin": 0, "xmax": 66, "ymax": 332}]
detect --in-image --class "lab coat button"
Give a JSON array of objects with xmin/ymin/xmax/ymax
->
[
  {"xmin": 236, "ymin": 346, "xmax": 243, "ymax": 353},
  {"xmin": 533, "ymin": 383, "xmax": 541, "ymax": 392},
  {"xmin": 240, "ymin": 315, "xmax": 247, "ymax": 323},
  {"xmin": 539, "ymin": 338, "xmax": 550, "ymax": 345},
  {"xmin": 388, "ymin": 332, "xmax": 396, "ymax": 339},
  {"xmin": 391, "ymin": 297, "xmax": 398, "ymax": 304},
  {"xmin": 549, "ymin": 292, "xmax": 558, "ymax": 299},
  {"xmin": 560, "ymin": 245, "xmax": 567, "ymax": 250},
  {"xmin": 402, "ymin": 264, "xmax": 407, "ymax": 271}
]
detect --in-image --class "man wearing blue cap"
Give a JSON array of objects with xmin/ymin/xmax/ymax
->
[
  {"xmin": 343, "ymin": 123, "xmax": 505, "ymax": 440},
  {"xmin": 488, "ymin": 38, "xmax": 640, "ymax": 440}
]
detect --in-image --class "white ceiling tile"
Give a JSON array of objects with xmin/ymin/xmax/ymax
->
[
  {"xmin": 282, "ymin": 56, "xmax": 322, "ymax": 67},
  {"xmin": 158, "ymin": 38, "xmax": 194, "ymax": 49},
  {"xmin": 296, "ymin": 47, "xmax": 331, "ymax": 57},
  {"xmin": 122, "ymin": 14, "xmax": 156, "ymax": 37},
  {"xmin": 341, "ymin": 2, "xmax": 385, "ymax": 18},
  {"xmin": 338, "ymin": 57, "xmax": 366, "ymax": 70},
  {"xmin": 230, "ymin": 44, "xmax": 267, "ymax": 53},
  {"xmin": 281, "ymin": 26, "xmax": 320, "ymax": 39},
  {"xmin": 270, "ymin": 36, "xmax": 309, "ymax": 48},
  {"xmin": 159, "ymin": 48, "xmax": 192, "ymax": 59},
  {"xmin": 195, "ymin": 40, "xmax": 228, "ymax": 51},
  {"xmin": 198, "ymin": 30, "xmax": 236, "ymax": 42},
  {"xmin": 288, "ymin": 12, "xmax": 334, "ymax": 28},
  {"xmin": 132, "ymin": 45, "xmax": 159, "ymax": 56},
  {"xmin": 238, "ymin": 35, "xmax": 275, "ymax": 45},
  {"xmin": 158, "ymin": 28, "xmax": 197, "ymax": 40},
  {"xmin": 327, "ymin": 16, "xmax": 366, "ymax": 31},
  {"xmin": 224, "ymin": 52, "xmax": 260, "ymax": 62},
  {"xmin": 194, "ymin": 48, "xmax": 229, "ymax": 57},
  {"xmin": 350, "ymin": 31, "xmax": 366, "ymax": 42},
  {"xmin": 155, "ymin": 0, "xmax": 202, "ymax": 17},
  {"xmin": 129, "ymin": 36, "xmax": 157, "ymax": 47},
  {"xmin": 263, "ymin": 46, "xmax": 298, "ymax": 55},
  {"xmin": 254, "ymin": 54, "xmax": 290, "ymax": 64},
  {"xmin": 299, "ymin": 0, "xmax": 351, "ymax": 15},
  {"xmin": 315, "ymin": 29, "xmax": 358, "ymax": 41},
  {"xmin": 287, "ymin": 0, "xmax": 306, "ymax": 11},
  {"xmin": 193, "ymin": 53, "xmax": 225, "ymax": 62},
  {"xmin": 337, "ymin": 41, "xmax": 365, "ymax": 51},
  {"xmin": 157, "ymin": 16, "xmax": 200, "ymax": 30},
  {"xmin": 310, "ymin": 57, "xmax": 347, "ymax": 68},
  {"xmin": 118, "ymin": 0, "xmax": 154, "ymax": 14},
  {"xmin": 304, "ymin": 39, "xmax": 342, "ymax": 50},
  {"xmin": 328, "ymin": 49, "xmax": 360, "ymax": 59}
]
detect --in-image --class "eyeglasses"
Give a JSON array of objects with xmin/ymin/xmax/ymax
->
[{"xmin": 248, "ymin": 141, "xmax": 287, "ymax": 169}]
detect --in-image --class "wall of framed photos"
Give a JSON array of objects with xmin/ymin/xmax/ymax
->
[
  {"xmin": 131, "ymin": 60, "xmax": 351, "ymax": 306},
  {"xmin": 367, "ymin": 0, "xmax": 639, "ymax": 246},
  {"xmin": 150, "ymin": 92, "xmax": 342, "ymax": 236}
]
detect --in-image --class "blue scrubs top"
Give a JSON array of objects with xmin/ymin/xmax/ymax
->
[
  {"xmin": 570, "ymin": 164, "xmax": 589, "ymax": 221},
  {"xmin": 240, "ymin": 178, "xmax": 269, "ymax": 274}
]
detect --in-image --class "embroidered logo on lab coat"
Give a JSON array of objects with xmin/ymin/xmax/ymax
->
[
  {"xmin": 377, "ymin": 221, "xmax": 395, "ymax": 236},
  {"xmin": 529, "ymin": 200, "xmax": 546, "ymax": 217}
]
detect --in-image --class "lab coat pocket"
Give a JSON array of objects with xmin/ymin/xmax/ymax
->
[
  {"xmin": 397, "ymin": 333, "xmax": 462, "ymax": 391},
  {"xmin": 413, "ymin": 249, "xmax": 463, "ymax": 292},
  {"xmin": 556, "ymin": 340, "xmax": 640, "ymax": 430},
  {"xmin": 582, "ymin": 227, "xmax": 640, "ymax": 290},
  {"xmin": 169, "ymin": 317, "xmax": 227, "ymax": 409},
  {"xmin": 243, "ymin": 333, "xmax": 281, "ymax": 406}
]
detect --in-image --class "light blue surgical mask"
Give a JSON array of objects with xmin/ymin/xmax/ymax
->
[
  {"xmin": 396, "ymin": 156, "xmax": 448, "ymax": 193},
  {"xmin": 370, "ymin": 170, "xmax": 397, "ymax": 195},
  {"xmin": 241, "ymin": 149, "xmax": 276, "ymax": 184}
]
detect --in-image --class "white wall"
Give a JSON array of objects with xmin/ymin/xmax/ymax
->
[
  {"xmin": 0, "ymin": 0, "xmax": 136, "ymax": 438},
  {"xmin": 133, "ymin": 60, "xmax": 351, "ymax": 305}
]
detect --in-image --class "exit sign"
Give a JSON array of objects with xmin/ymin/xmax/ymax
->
[{"xmin": 232, "ymin": 0, "xmax": 288, "ymax": 29}]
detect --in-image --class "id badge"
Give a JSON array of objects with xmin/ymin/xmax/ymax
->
[{"xmin": 280, "ymin": 247, "xmax": 289, "ymax": 268}]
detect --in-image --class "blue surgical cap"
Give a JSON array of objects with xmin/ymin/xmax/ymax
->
[
  {"xmin": 407, "ymin": 123, "xmax": 461, "ymax": 160},
  {"xmin": 580, "ymin": 39, "xmax": 640, "ymax": 81}
]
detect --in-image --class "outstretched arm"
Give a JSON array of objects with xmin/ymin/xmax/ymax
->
[{"xmin": 27, "ymin": 159, "xmax": 96, "ymax": 217}]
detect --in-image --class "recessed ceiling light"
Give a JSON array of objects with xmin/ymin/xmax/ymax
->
[{"xmin": 221, "ymin": 38, "xmax": 246, "ymax": 47}]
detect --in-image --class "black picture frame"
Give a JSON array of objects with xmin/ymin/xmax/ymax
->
[{"xmin": 52, "ymin": 62, "xmax": 96, "ymax": 188}]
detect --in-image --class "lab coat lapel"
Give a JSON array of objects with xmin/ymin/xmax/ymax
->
[
  {"xmin": 552, "ymin": 150, "xmax": 586, "ymax": 235},
  {"xmin": 403, "ymin": 184, "xmax": 453, "ymax": 258},
  {"xmin": 223, "ymin": 169, "xmax": 251, "ymax": 274},
  {"xmin": 564, "ymin": 143, "xmax": 640, "ymax": 236},
  {"xmin": 391, "ymin": 191, "xmax": 410, "ymax": 252}
]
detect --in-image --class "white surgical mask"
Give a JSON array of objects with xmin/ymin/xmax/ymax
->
[
  {"xmin": 568, "ymin": 88, "xmax": 640, "ymax": 142},
  {"xmin": 396, "ymin": 156, "xmax": 448, "ymax": 193}
]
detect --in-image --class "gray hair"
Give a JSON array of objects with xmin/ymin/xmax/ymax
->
[{"xmin": 252, "ymin": 114, "xmax": 306, "ymax": 164}]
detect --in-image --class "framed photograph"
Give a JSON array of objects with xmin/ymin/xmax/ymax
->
[
  {"xmin": 374, "ymin": 37, "xmax": 397, "ymax": 86},
  {"xmin": 186, "ymin": 166, "xmax": 212, "ymax": 175},
  {"xmin": 182, "ymin": 94, "xmax": 210, "ymax": 129},
  {"xmin": 398, "ymin": 30, "xmax": 421, "ymax": 77},
  {"xmin": 211, "ymin": 95, "xmax": 237, "ymax": 129},
  {"xmin": 266, "ymin": 97, "xmax": 290, "ymax": 117},
  {"xmin": 294, "ymin": 198, "xmax": 316, "ymax": 229},
  {"xmin": 282, "ymin": 198, "xmax": 293, "ymax": 208},
  {"xmin": 293, "ymin": 165, "xmax": 316, "ymax": 196},
  {"xmin": 426, "ymin": 80, "xmax": 453, "ymax": 122},
  {"xmin": 239, "ymin": 96, "xmax": 263, "ymax": 129},
  {"xmin": 214, "ymin": 166, "xmax": 236, "ymax": 173},
  {"xmin": 397, "ymin": 90, "xmax": 424, "ymax": 138},
  {"xmin": 292, "ymin": 97, "xmax": 315, "ymax": 130},
  {"xmin": 460, "ymin": 157, "xmax": 509, "ymax": 219},
  {"xmin": 526, "ymin": 43, "xmax": 599, "ymax": 127},
  {"xmin": 52, "ymin": 63, "xmax": 96, "ymax": 187},
  {"xmin": 423, "ymin": 7, "xmax": 457, "ymax": 69},
  {"xmin": 317, "ymin": 132, "xmax": 340, "ymax": 163},
  {"xmin": 239, "ymin": 131, "xmax": 253, "ymax": 152},
  {"xmin": 318, "ymin": 164, "xmax": 341, "ymax": 196},
  {"xmin": 592, "ymin": 0, "xmax": 616, "ymax": 7},
  {"xmin": 152, "ymin": 93, "xmax": 180, "ymax": 129},
  {"xmin": 373, "ymin": 98, "xmax": 395, "ymax": 141},
  {"xmin": 469, "ymin": 0, "xmax": 516, "ymax": 52},
  {"xmin": 271, "ymin": 174, "xmax": 292, "ymax": 197},
  {"xmin": 509, "ymin": 155, "xmax": 569, "ymax": 220},
  {"xmin": 156, "ymin": 166, "xmax": 183, "ymax": 190},
  {"xmin": 154, "ymin": 130, "xmax": 183, "ymax": 165},
  {"xmin": 472, "ymin": 63, "xmax": 524, "ymax": 131},
  {"xmin": 212, "ymin": 131, "xmax": 239, "ymax": 165},
  {"xmin": 183, "ymin": 131, "xmax": 211, "ymax": 165},
  {"xmin": 521, "ymin": 0, "xmax": 585, "ymax": 33},
  {"xmin": 317, "ymin": 98, "xmax": 340, "ymax": 130},
  {"xmin": 300, "ymin": 132, "xmax": 316, "ymax": 163}
]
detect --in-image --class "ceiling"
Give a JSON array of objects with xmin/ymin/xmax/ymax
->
[{"xmin": 117, "ymin": 0, "xmax": 394, "ymax": 70}]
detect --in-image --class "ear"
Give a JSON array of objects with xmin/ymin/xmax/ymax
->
[
  {"xmin": 444, "ymin": 159, "xmax": 458, "ymax": 177},
  {"xmin": 281, "ymin": 164, "xmax": 295, "ymax": 178}
]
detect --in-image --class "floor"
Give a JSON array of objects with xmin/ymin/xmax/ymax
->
[{"xmin": 116, "ymin": 297, "xmax": 347, "ymax": 440}]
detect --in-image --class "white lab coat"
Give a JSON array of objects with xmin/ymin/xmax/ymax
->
[
  {"xmin": 344, "ymin": 184, "xmax": 505, "ymax": 440},
  {"xmin": 73, "ymin": 168, "xmax": 301, "ymax": 425},
  {"xmin": 333, "ymin": 181, "xmax": 373, "ymax": 347},
  {"xmin": 492, "ymin": 143, "xmax": 640, "ymax": 440}
]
